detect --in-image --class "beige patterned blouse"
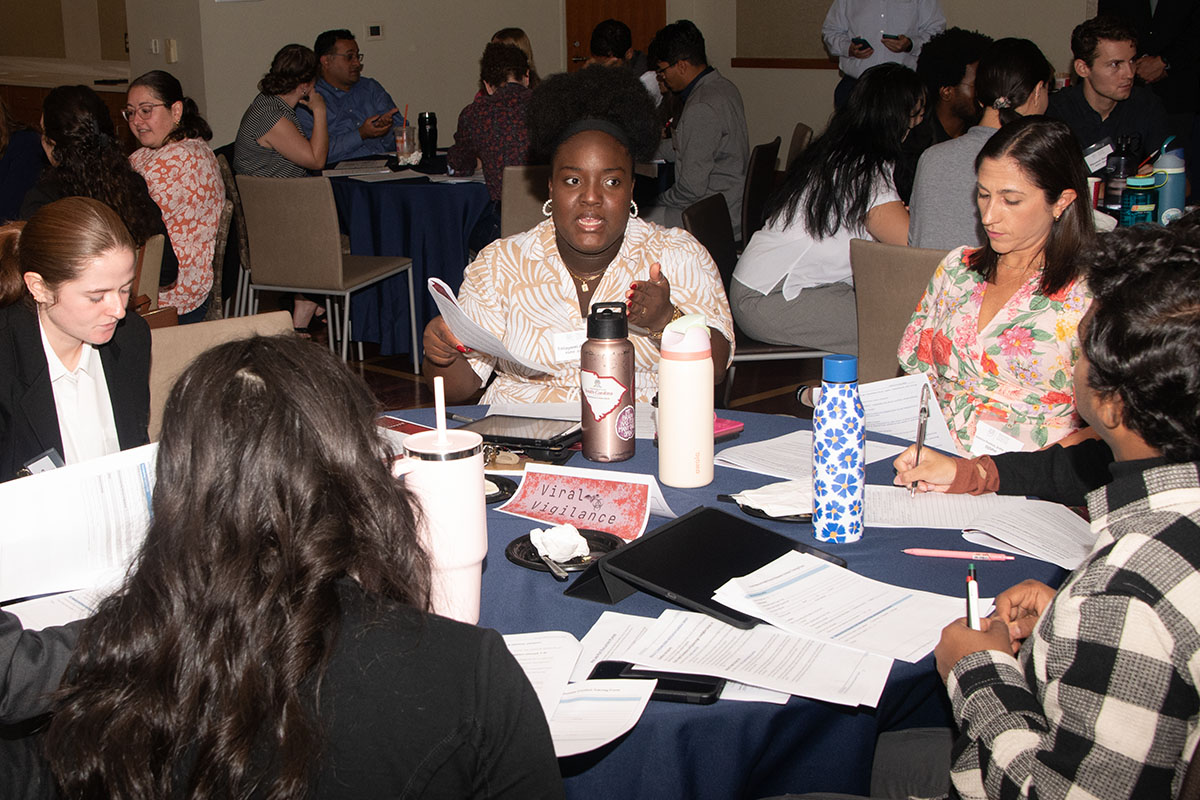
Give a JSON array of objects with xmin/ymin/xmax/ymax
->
[
  {"xmin": 130, "ymin": 138, "xmax": 224, "ymax": 315},
  {"xmin": 459, "ymin": 217, "xmax": 735, "ymax": 405}
]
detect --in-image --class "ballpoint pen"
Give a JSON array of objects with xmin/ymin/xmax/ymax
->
[
  {"xmin": 903, "ymin": 548, "xmax": 1015, "ymax": 561},
  {"xmin": 966, "ymin": 563, "xmax": 981, "ymax": 630},
  {"xmin": 910, "ymin": 383, "xmax": 930, "ymax": 497}
]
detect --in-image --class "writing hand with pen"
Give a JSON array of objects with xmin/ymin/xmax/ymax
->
[{"xmin": 933, "ymin": 578, "xmax": 1056, "ymax": 682}]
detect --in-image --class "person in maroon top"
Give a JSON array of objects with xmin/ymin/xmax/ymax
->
[{"xmin": 448, "ymin": 42, "xmax": 532, "ymax": 250}]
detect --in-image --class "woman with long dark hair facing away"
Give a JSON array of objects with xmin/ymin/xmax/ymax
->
[
  {"xmin": 899, "ymin": 117, "xmax": 1095, "ymax": 455},
  {"xmin": 125, "ymin": 70, "xmax": 223, "ymax": 324},
  {"xmin": 22, "ymin": 84, "xmax": 179, "ymax": 288},
  {"xmin": 43, "ymin": 334, "xmax": 563, "ymax": 798},
  {"xmin": 730, "ymin": 63, "xmax": 926, "ymax": 355},
  {"xmin": 0, "ymin": 197, "xmax": 149, "ymax": 481}
]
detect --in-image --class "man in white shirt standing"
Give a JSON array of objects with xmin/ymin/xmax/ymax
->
[{"xmin": 822, "ymin": 0, "xmax": 946, "ymax": 109}]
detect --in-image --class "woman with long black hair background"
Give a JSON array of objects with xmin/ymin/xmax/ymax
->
[{"xmin": 730, "ymin": 63, "xmax": 926, "ymax": 355}]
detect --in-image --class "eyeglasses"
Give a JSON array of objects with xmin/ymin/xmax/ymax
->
[
  {"xmin": 330, "ymin": 51, "xmax": 364, "ymax": 63},
  {"xmin": 654, "ymin": 61, "xmax": 677, "ymax": 76},
  {"xmin": 121, "ymin": 103, "xmax": 167, "ymax": 121}
]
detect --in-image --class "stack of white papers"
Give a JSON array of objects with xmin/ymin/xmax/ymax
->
[
  {"xmin": 713, "ymin": 551, "xmax": 975, "ymax": 662},
  {"xmin": 714, "ymin": 430, "xmax": 904, "ymax": 481}
]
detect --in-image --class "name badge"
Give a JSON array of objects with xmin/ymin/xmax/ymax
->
[
  {"xmin": 553, "ymin": 329, "xmax": 588, "ymax": 363},
  {"xmin": 1083, "ymin": 141, "xmax": 1113, "ymax": 175},
  {"xmin": 968, "ymin": 421, "xmax": 1026, "ymax": 457}
]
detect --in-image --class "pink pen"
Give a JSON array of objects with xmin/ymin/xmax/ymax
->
[{"xmin": 903, "ymin": 548, "xmax": 1015, "ymax": 561}]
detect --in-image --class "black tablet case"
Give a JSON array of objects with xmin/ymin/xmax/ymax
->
[{"xmin": 563, "ymin": 506, "xmax": 845, "ymax": 628}]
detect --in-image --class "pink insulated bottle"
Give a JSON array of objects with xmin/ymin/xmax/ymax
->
[
  {"xmin": 580, "ymin": 302, "xmax": 635, "ymax": 462},
  {"xmin": 658, "ymin": 314, "xmax": 713, "ymax": 487}
]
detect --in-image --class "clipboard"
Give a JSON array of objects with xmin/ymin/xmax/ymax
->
[{"xmin": 564, "ymin": 506, "xmax": 845, "ymax": 628}]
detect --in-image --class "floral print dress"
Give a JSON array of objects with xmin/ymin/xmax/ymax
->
[{"xmin": 898, "ymin": 246, "xmax": 1092, "ymax": 455}]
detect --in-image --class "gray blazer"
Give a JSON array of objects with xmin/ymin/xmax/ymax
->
[{"xmin": 657, "ymin": 68, "xmax": 749, "ymax": 237}]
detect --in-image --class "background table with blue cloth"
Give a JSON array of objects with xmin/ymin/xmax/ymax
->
[
  {"xmin": 330, "ymin": 177, "xmax": 490, "ymax": 357},
  {"xmin": 394, "ymin": 406, "xmax": 1068, "ymax": 799}
]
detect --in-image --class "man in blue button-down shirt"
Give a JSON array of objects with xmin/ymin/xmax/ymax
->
[{"xmin": 297, "ymin": 29, "xmax": 399, "ymax": 164}]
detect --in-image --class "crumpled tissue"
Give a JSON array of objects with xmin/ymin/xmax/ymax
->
[
  {"xmin": 530, "ymin": 523, "xmax": 590, "ymax": 562},
  {"xmin": 731, "ymin": 479, "xmax": 814, "ymax": 518}
]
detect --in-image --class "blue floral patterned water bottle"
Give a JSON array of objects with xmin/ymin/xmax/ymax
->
[{"xmin": 812, "ymin": 354, "xmax": 865, "ymax": 543}]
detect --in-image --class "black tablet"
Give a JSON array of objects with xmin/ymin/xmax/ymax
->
[
  {"xmin": 457, "ymin": 415, "xmax": 582, "ymax": 449},
  {"xmin": 598, "ymin": 506, "xmax": 845, "ymax": 629}
]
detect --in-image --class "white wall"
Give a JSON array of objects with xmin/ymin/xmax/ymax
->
[{"xmin": 121, "ymin": 0, "xmax": 1092, "ymax": 153}]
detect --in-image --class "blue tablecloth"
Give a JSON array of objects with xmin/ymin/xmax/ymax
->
[
  {"xmin": 331, "ymin": 177, "xmax": 490, "ymax": 357},
  {"xmin": 394, "ymin": 406, "xmax": 1067, "ymax": 799}
]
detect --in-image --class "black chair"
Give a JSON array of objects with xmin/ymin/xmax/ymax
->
[
  {"xmin": 682, "ymin": 193, "xmax": 828, "ymax": 408},
  {"xmin": 740, "ymin": 136, "xmax": 781, "ymax": 246}
]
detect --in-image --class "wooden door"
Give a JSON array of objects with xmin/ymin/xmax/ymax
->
[{"xmin": 564, "ymin": 0, "xmax": 667, "ymax": 72}]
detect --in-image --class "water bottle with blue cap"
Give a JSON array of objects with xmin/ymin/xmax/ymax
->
[{"xmin": 812, "ymin": 354, "xmax": 865, "ymax": 543}]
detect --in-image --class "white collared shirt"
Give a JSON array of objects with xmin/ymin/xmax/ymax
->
[{"xmin": 38, "ymin": 318, "xmax": 121, "ymax": 465}]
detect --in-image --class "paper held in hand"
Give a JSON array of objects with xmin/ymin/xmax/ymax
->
[{"xmin": 427, "ymin": 277, "xmax": 553, "ymax": 373}]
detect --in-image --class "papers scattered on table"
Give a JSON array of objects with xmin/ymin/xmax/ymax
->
[
  {"xmin": 323, "ymin": 159, "xmax": 391, "ymax": 177},
  {"xmin": 713, "ymin": 430, "xmax": 904, "ymax": 481},
  {"xmin": 858, "ymin": 374, "xmax": 957, "ymax": 454},
  {"xmin": 429, "ymin": 173, "xmax": 485, "ymax": 184},
  {"xmin": 0, "ymin": 443, "xmax": 157, "ymax": 603},
  {"xmin": 547, "ymin": 680, "xmax": 656, "ymax": 757},
  {"xmin": 349, "ymin": 170, "xmax": 425, "ymax": 182},
  {"xmin": 963, "ymin": 502, "xmax": 1096, "ymax": 570},
  {"xmin": 427, "ymin": 277, "xmax": 553, "ymax": 373},
  {"xmin": 625, "ymin": 609, "xmax": 891, "ymax": 707},
  {"xmin": 713, "ymin": 551, "xmax": 971, "ymax": 662},
  {"xmin": 865, "ymin": 486, "xmax": 1097, "ymax": 569},
  {"xmin": 502, "ymin": 630, "xmax": 655, "ymax": 757}
]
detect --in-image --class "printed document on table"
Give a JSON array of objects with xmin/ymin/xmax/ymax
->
[
  {"xmin": 427, "ymin": 277, "xmax": 553, "ymax": 373},
  {"xmin": 548, "ymin": 679, "xmax": 656, "ymax": 757},
  {"xmin": 713, "ymin": 430, "xmax": 904, "ymax": 481},
  {"xmin": 963, "ymin": 502, "xmax": 1097, "ymax": 570},
  {"xmin": 0, "ymin": 443, "xmax": 157, "ymax": 602},
  {"xmin": 3, "ymin": 570, "xmax": 124, "ymax": 628},
  {"xmin": 502, "ymin": 631, "xmax": 580, "ymax": 719},
  {"xmin": 858, "ymin": 374, "xmax": 958, "ymax": 454},
  {"xmin": 864, "ymin": 484, "xmax": 1036, "ymax": 529},
  {"xmin": 626, "ymin": 609, "xmax": 892, "ymax": 707},
  {"xmin": 714, "ymin": 551, "xmax": 967, "ymax": 662}
]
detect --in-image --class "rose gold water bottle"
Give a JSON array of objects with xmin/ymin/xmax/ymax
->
[{"xmin": 580, "ymin": 302, "xmax": 635, "ymax": 462}]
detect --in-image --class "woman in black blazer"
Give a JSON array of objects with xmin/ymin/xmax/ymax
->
[{"xmin": 0, "ymin": 197, "xmax": 150, "ymax": 481}]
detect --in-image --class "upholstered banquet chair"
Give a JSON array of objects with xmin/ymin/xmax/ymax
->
[
  {"xmin": 683, "ymin": 193, "xmax": 828, "ymax": 407},
  {"xmin": 147, "ymin": 310, "xmax": 293, "ymax": 439},
  {"xmin": 849, "ymin": 238, "xmax": 949, "ymax": 384},
  {"xmin": 740, "ymin": 136, "xmax": 781, "ymax": 245},
  {"xmin": 236, "ymin": 175, "xmax": 417, "ymax": 368},
  {"xmin": 785, "ymin": 122, "xmax": 813, "ymax": 170}
]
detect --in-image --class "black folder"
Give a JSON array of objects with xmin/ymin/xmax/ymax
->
[{"xmin": 564, "ymin": 506, "xmax": 845, "ymax": 629}]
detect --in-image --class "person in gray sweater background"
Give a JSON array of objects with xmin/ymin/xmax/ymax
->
[{"xmin": 908, "ymin": 38, "xmax": 1053, "ymax": 250}]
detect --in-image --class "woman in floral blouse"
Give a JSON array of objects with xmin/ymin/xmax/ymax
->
[
  {"xmin": 126, "ymin": 71, "xmax": 223, "ymax": 324},
  {"xmin": 899, "ymin": 117, "xmax": 1095, "ymax": 455}
]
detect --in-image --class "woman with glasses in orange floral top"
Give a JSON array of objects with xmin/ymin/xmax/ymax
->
[
  {"xmin": 125, "ymin": 70, "xmax": 223, "ymax": 324},
  {"xmin": 899, "ymin": 117, "xmax": 1095, "ymax": 455}
]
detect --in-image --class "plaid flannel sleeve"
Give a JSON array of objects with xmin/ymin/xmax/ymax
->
[{"xmin": 946, "ymin": 591, "xmax": 1187, "ymax": 800}]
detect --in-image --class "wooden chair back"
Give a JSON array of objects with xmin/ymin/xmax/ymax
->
[{"xmin": 741, "ymin": 136, "xmax": 781, "ymax": 243}]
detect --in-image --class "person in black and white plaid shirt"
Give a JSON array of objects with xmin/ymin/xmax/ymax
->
[{"xmin": 933, "ymin": 214, "xmax": 1200, "ymax": 800}]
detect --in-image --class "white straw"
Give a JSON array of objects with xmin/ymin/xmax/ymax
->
[{"xmin": 433, "ymin": 376, "xmax": 448, "ymax": 445}]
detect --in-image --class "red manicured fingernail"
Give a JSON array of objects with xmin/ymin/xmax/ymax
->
[
  {"xmin": 626, "ymin": 290, "xmax": 633, "ymax": 298},
  {"xmin": 631, "ymin": 283, "xmax": 638, "ymax": 289},
  {"xmin": 455, "ymin": 345, "xmax": 467, "ymax": 353}
]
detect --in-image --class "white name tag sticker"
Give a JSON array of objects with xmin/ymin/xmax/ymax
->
[
  {"xmin": 968, "ymin": 421, "xmax": 1026, "ymax": 457},
  {"xmin": 553, "ymin": 329, "xmax": 588, "ymax": 363},
  {"xmin": 1084, "ymin": 143, "xmax": 1113, "ymax": 174}
]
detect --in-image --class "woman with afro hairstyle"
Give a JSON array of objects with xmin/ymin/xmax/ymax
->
[{"xmin": 423, "ymin": 65, "xmax": 733, "ymax": 405}]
